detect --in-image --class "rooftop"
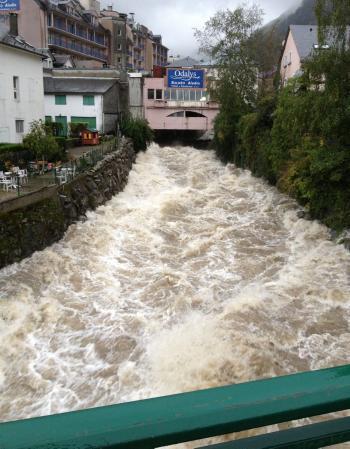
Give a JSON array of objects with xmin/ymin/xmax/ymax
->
[
  {"xmin": 44, "ymin": 77, "xmax": 117, "ymax": 94},
  {"xmin": 0, "ymin": 22, "xmax": 46, "ymax": 58},
  {"xmin": 289, "ymin": 24, "xmax": 350, "ymax": 60}
]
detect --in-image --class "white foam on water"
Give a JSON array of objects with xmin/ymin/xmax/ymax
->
[{"xmin": 0, "ymin": 143, "xmax": 350, "ymax": 447}]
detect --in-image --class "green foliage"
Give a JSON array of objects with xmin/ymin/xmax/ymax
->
[
  {"xmin": 0, "ymin": 143, "xmax": 25, "ymax": 154},
  {"xmin": 237, "ymin": 95, "xmax": 277, "ymax": 183},
  {"xmin": 54, "ymin": 137, "xmax": 81, "ymax": 150},
  {"xmin": 120, "ymin": 116, "xmax": 153, "ymax": 153},
  {"xmin": 23, "ymin": 120, "xmax": 64, "ymax": 162},
  {"xmin": 69, "ymin": 122, "xmax": 87, "ymax": 138},
  {"xmin": 316, "ymin": 0, "xmax": 350, "ymax": 48},
  {"xmin": 65, "ymin": 138, "xmax": 81, "ymax": 149},
  {"xmin": 45, "ymin": 119, "xmax": 63, "ymax": 137},
  {"xmin": 195, "ymin": 4, "xmax": 264, "ymax": 162},
  {"xmin": 0, "ymin": 144, "xmax": 32, "ymax": 170},
  {"xmin": 54, "ymin": 137, "xmax": 67, "ymax": 150}
]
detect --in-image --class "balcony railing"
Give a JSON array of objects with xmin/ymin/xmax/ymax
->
[
  {"xmin": 49, "ymin": 17, "xmax": 107, "ymax": 48},
  {"xmin": 48, "ymin": 35, "xmax": 107, "ymax": 61},
  {"xmin": 1, "ymin": 365, "xmax": 350, "ymax": 449}
]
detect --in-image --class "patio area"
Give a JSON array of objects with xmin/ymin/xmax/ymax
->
[{"xmin": 0, "ymin": 139, "xmax": 118, "ymax": 203}]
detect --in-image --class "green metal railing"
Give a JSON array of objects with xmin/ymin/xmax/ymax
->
[{"xmin": 1, "ymin": 365, "xmax": 350, "ymax": 449}]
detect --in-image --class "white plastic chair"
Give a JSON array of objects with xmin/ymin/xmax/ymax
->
[{"xmin": 1, "ymin": 177, "xmax": 16, "ymax": 191}]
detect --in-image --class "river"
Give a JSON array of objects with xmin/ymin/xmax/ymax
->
[{"xmin": 1, "ymin": 144, "xmax": 350, "ymax": 441}]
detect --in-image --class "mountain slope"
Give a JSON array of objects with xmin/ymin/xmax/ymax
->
[
  {"xmin": 256, "ymin": 0, "xmax": 317, "ymax": 70},
  {"xmin": 266, "ymin": 0, "xmax": 317, "ymax": 41}
]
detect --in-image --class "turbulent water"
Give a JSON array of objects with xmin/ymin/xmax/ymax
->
[{"xmin": 1, "ymin": 144, "xmax": 350, "ymax": 441}]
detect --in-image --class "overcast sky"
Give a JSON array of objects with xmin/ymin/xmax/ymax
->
[{"xmin": 101, "ymin": 0, "xmax": 299, "ymax": 57}]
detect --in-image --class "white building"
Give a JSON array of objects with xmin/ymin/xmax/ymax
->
[
  {"xmin": 44, "ymin": 74, "xmax": 126, "ymax": 135},
  {"xmin": 0, "ymin": 28, "xmax": 45, "ymax": 143}
]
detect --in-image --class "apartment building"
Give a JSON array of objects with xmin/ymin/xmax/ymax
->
[
  {"xmin": 100, "ymin": 7, "xmax": 129, "ymax": 70},
  {"xmin": 152, "ymin": 35, "xmax": 168, "ymax": 68},
  {"xmin": 47, "ymin": 0, "xmax": 109, "ymax": 66},
  {"xmin": 0, "ymin": 0, "xmax": 110, "ymax": 67},
  {"xmin": 99, "ymin": 7, "xmax": 168, "ymax": 73}
]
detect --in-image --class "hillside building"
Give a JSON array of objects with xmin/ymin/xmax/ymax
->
[{"xmin": 280, "ymin": 25, "xmax": 350, "ymax": 85}]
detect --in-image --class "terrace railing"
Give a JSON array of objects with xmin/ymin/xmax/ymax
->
[{"xmin": 1, "ymin": 365, "xmax": 350, "ymax": 449}]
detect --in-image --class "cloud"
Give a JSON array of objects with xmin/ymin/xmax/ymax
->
[{"xmin": 101, "ymin": 0, "xmax": 299, "ymax": 57}]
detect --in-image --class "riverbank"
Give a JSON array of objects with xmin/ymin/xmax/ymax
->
[{"xmin": 0, "ymin": 138, "xmax": 135, "ymax": 269}]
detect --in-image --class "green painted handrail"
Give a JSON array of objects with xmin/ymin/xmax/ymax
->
[
  {"xmin": 198, "ymin": 416, "xmax": 350, "ymax": 449},
  {"xmin": 1, "ymin": 365, "xmax": 350, "ymax": 449}
]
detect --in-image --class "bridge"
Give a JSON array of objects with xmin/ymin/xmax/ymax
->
[
  {"xmin": 1, "ymin": 365, "xmax": 350, "ymax": 449},
  {"xmin": 143, "ymin": 66, "xmax": 219, "ymax": 133}
]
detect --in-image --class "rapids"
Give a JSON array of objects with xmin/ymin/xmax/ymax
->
[{"xmin": 1, "ymin": 144, "xmax": 350, "ymax": 442}]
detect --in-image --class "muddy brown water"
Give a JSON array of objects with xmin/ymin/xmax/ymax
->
[{"xmin": 1, "ymin": 144, "xmax": 350, "ymax": 446}]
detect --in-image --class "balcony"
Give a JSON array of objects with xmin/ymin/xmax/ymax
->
[
  {"xmin": 49, "ymin": 17, "xmax": 107, "ymax": 49},
  {"xmin": 48, "ymin": 35, "xmax": 107, "ymax": 62}
]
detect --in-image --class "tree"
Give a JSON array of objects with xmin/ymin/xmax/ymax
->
[
  {"xmin": 195, "ymin": 4, "xmax": 264, "ymax": 161},
  {"xmin": 23, "ymin": 120, "xmax": 63, "ymax": 162},
  {"xmin": 120, "ymin": 115, "xmax": 154, "ymax": 153},
  {"xmin": 315, "ymin": 0, "xmax": 350, "ymax": 48}
]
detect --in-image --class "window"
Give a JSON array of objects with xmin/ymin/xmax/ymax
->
[
  {"xmin": 13, "ymin": 76, "xmax": 19, "ymax": 101},
  {"xmin": 186, "ymin": 111, "xmax": 206, "ymax": 117},
  {"xmin": 117, "ymin": 57, "xmax": 121, "ymax": 63},
  {"xmin": 147, "ymin": 89, "xmax": 155, "ymax": 99},
  {"xmin": 117, "ymin": 44, "xmax": 122, "ymax": 50},
  {"xmin": 118, "ymin": 28, "xmax": 122, "ymax": 36},
  {"xmin": 15, "ymin": 120, "xmax": 24, "ymax": 133},
  {"xmin": 167, "ymin": 111, "xmax": 185, "ymax": 117},
  {"xmin": 83, "ymin": 95, "xmax": 95, "ymax": 106},
  {"xmin": 156, "ymin": 89, "xmax": 163, "ymax": 100},
  {"xmin": 195, "ymin": 90, "xmax": 202, "ymax": 101},
  {"xmin": 177, "ymin": 90, "xmax": 184, "ymax": 101},
  {"xmin": 55, "ymin": 95, "xmax": 66, "ymax": 105}
]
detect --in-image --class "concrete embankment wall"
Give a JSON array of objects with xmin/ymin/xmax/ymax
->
[{"xmin": 0, "ymin": 139, "xmax": 135, "ymax": 269}]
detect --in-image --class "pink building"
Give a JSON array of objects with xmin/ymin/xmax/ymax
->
[
  {"xmin": 279, "ymin": 25, "xmax": 347, "ymax": 85},
  {"xmin": 144, "ymin": 62, "xmax": 219, "ymax": 133}
]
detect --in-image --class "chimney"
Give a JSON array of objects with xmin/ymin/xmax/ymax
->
[
  {"xmin": 9, "ymin": 13, "xmax": 18, "ymax": 36},
  {"xmin": 107, "ymin": 4, "xmax": 112, "ymax": 10}
]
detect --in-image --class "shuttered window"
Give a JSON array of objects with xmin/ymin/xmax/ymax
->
[
  {"xmin": 55, "ymin": 95, "xmax": 66, "ymax": 105},
  {"xmin": 83, "ymin": 95, "xmax": 95, "ymax": 106}
]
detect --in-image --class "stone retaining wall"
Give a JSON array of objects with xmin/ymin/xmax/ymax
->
[{"xmin": 0, "ymin": 138, "xmax": 135, "ymax": 269}]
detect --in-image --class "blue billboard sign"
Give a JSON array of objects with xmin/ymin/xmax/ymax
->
[
  {"xmin": 167, "ymin": 69, "xmax": 204, "ymax": 89},
  {"xmin": 0, "ymin": 0, "xmax": 20, "ymax": 10}
]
